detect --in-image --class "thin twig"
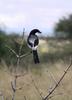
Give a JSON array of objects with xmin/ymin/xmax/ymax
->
[
  {"xmin": 24, "ymin": 96, "xmax": 27, "ymax": 100},
  {"xmin": 11, "ymin": 76, "xmax": 17, "ymax": 100},
  {"xmin": 13, "ymin": 72, "xmax": 27, "ymax": 79},
  {"xmin": 20, "ymin": 51, "xmax": 32, "ymax": 58},
  {"xmin": 48, "ymin": 92, "xmax": 63, "ymax": 99},
  {"xmin": 0, "ymin": 91, "xmax": 4, "ymax": 100},
  {"xmin": 5, "ymin": 29, "xmax": 31, "ymax": 100},
  {"xmin": 48, "ymin": 71, "xmax": 58, "ymax": 84},
  {"xmin": 43, "ymin": 60, "xmax": 72, "ymax": 100},
  {"xmin": 19, "ymin": 28, "xmax": 25, "ymax": 58},
  {"xmin": 5, "ymin": 45, "xmax": 19, "ymax": 58},
  {"xmin": 31, "ymin": 75, "xmax": 43, "ymax": 100}
]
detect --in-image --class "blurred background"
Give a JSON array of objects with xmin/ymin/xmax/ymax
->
[{"xmin": 0, "ymin": 0, "xmax": 72, "ymax": 100}]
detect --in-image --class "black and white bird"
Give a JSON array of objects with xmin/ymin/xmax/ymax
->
[{"xmin": 27, "ymin": 29, "xmax": 41, "ymax": 64}]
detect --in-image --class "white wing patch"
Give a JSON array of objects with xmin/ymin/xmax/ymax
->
[{"xmin": 28, "ymin": 35, "xmax": 38, "ymax": 50}]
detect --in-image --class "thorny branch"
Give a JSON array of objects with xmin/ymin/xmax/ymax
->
[
  {"xmin": 11, "ymin": 72, "xmax": 28, "ymax": 100},
  {"xmin": 20, "ymin": 51, "xmax": 32, "ymax": 58},
  {"xmin": 43, "ymin": 60, "xmax": 72, "ymax": 100},
  {"xmin": 17, "ymin": 28, "xmax": 25, "ymax": 68},
  {"xmin": 48, "ymin": 92, "xmax": 63, "ymax": 99},
  {"xmin": 2, "ymin": 29, "xmax": 72, "ymax": 100},
  {"xmin": 48, "ymin": 71, "xmax": 58, "ymax": 84},
  {"xmin": 31, "ymin": 75, "xmax": 43, "ymax": 100},
  {"xmin": 0, "ymin": 91, "xmax": 4, "ymax": 100},
  {"xmin": 19, "ymin": 28, "xmax": 25, "ymax": 56},
  {"xmin": 5, "ymin": 45, "xmax": 19, "ymax": 58},
  {"xmin": 5, "ymin": 28, "xmax": 31, "ymax": 100},
  {"xmin": 6, "ymin": 45, "xmax": 32, "ymax": 59}
]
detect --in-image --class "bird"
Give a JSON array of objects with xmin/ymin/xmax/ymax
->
[{"xmin": 27, "ymin": 29, "xmax": 41, "ymax": 64}]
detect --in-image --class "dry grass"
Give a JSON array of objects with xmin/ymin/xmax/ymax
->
[
  {"xmin": 0, "ymin": 39, "xmax": 72, "ymax": 100},
  {"xmin": 0, "ymin": 61, "xmax": 72, "ymax": 100}
]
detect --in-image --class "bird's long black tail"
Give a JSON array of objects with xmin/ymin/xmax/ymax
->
[{"xmin": 32, "ymin": 50, "xmax": 40, "ymax": 64}]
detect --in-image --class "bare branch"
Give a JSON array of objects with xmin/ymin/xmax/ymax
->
[
  {"xmin": 13, "ymin": 72, "xmax": 27, "ymax": 78},
  {"xmin": 20, "ymin": 51, "xmax": 32, "ymax": 58},
  {"xmin": 11, "ymin": 80, "xmax": 16, "ymax": 93},
  {"xmin": 24, "ymin": 96, "xmax": 27, "ymax": 100},
  {"xmin": 48, "ymin": 92, "xmax": 63, "ymax": 99},
  {"xmin": 12, "ymin": 93, "xmax": 15, "ymax": 100},
  {"xmin": 43, "ymin": 61, "xmax": 72, "ymax": 100},
  {"xmin": 5, "ymin": 45, "xmax": 19, "ymax": 58},
  {"xmin": 22, "ymin": 28, "xmax": 25, "ymax": 40},
  {"xmin": 48, "ymin": 71, "xmax": 58, "ymax": 84},
  {"xmin": 0, "ymin": 91, "xmax": 4, "ymax": 100},
  {"xmin": 31, "ymin": 75, "xmax": 43, "ymax": 100},
  {"xmin": 11, "ymin": 76, "xmax": 17, "ymax": 100},
  {"xmin": 19, "ymin": 28, "xmax": 25, "ymax": 57}
]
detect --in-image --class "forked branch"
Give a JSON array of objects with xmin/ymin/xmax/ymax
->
[{"xmin": 43, "ymin": 60, "xmax": 72, "ymax": 100}]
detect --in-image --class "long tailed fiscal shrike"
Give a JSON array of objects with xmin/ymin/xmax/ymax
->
[{"xmin": 27, "ymin": 29, "xmax": 41, "ymax": 64}]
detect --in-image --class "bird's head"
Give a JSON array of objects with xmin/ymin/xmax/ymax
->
[{"xmin": 30, "ymin": 29, "xmax": 41, "ymax": 35}]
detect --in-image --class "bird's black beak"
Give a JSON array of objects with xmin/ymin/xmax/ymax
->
[{"xmin": 38, "ymin": 31, "xmax": 41, "ymax": 33}]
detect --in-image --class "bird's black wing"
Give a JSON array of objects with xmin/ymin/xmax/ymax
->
[
  {"xmin": 27, "ymin": 37, "xmax": 33, "ymax": 47},
  {"xmin": 34, "ymin": 36, "xmax": 39, "ymax": 47}
]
